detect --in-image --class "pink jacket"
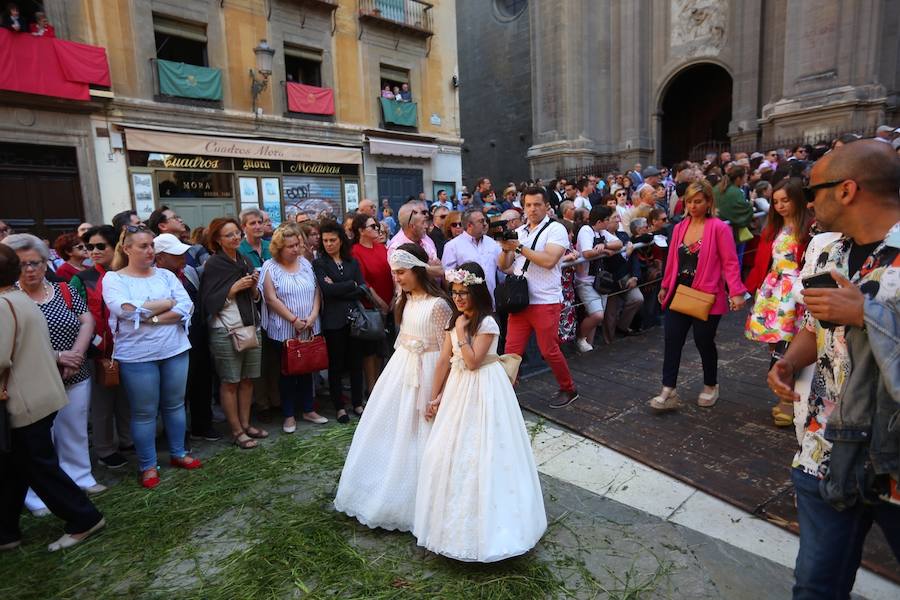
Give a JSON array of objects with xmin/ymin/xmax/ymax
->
[{"xmin": 661, "ymin": 217, "xmax": 747, "ymax": 315}]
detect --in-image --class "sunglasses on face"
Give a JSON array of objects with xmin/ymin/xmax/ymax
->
[
  {"xmin": 86, "ymin": 243, "xmax": 108, "ymax": 251},
  {"xmin": 803, "ymin": 179, "xmax": 856, "ymax": 203},
  {"xmin": 450, "ymin": 222, "xmax": 462, "ymax": 228},
  {"xmin": 366, "ymin": 223, "xmax": 380, "ymax": 230},
  {"xmin": 125, "ymin": 224, "xmax": 149, "ymax": 233},
  {"xmin": 72, "ymin": 244, "xmax": 86, "ymax": 250}
]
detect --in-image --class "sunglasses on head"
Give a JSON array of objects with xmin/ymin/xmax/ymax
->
[{"xmin": 86, "ymin": 242, "xmax": 108, "ymax": 251}]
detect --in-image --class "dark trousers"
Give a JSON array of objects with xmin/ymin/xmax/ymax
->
[
  {"xmin": 185, "ymin": 333, "xmax": 213, "ymax": 433},
  {"xmin": 792, "ymin": 468, "xmax": 900, "ymax": 599},
  {"xmin": 323, "ymin": 325, "xmax": 364, "ymax": 411},
  {"xmin": 0, "ymin": 413, "xmax": 102, "ymax": 544},
  {"xmin": 279, "ymin": 341, "xmax": 314, "ymax": 417},
  {"xmin": 661, "ymin": 309, "xmax": 722, "ymax": 388}
]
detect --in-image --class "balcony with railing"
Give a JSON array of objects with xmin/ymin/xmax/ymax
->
[
  {"xmin": 289, "ymin": 0, "xmax": 339, "ymax": 10},
  {"xmin": 150, "ymin": 58, "xmax": 223, "ymax": 109},
  {"xmin": 358, "ymin": 0, "xmax": 433, "ymax": 38},
  {"xmin": 0, "ymin": 28, "xmax": 111, "ymax": 102},
  {"xmin": 378, "ymin": 96, "xmax": 418, "ymax": 131}
]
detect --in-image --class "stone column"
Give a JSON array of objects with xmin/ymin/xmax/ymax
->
[{"xmin": 616, "ymin": 0, "xmax": 653, "ymax": 169}]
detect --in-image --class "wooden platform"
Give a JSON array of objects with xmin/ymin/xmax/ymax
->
[{"xmin": 516, "ymin": 312, "xmax": 899, "ymax": 583}]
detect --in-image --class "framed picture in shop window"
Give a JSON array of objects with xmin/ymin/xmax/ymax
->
[
  {"xmin": 261, "ymin": 177, "xmax": 282, "ymax": 228},
  {"xmin": 239, "ymin": 177, "xmax": 260, "ymax": 210},
  {"xmin": 132, "ymin": 172, "xmax": 155, "ymax": 220}
]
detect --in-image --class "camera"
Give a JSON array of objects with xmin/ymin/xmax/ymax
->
[{"xmin": 489, "ymin": 219, "xmax": 518, "ymax": 241}]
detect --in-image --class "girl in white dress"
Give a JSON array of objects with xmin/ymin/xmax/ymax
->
[
  {"xmin": 414, "ymin": 262, "xmax": 547, "ymax": 562},
  {"xmin": 334, "ymin": 244, "xmax": 453, "ymax": 531}
]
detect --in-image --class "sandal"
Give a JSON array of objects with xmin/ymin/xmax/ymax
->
[
  {"xmin": 244, "ymin": 426, "xmax": 269, "ymax": 439},
  {"xmin": 233, "ymin": 434, "xmax": 258, "ymax": 449},
  {"xmin": 649, "ymin": 388, "xmax": 681, "ymax": 412},
  {"xmin": 772, "ymin": 403, "xmax": 794, "ymax": 427}
]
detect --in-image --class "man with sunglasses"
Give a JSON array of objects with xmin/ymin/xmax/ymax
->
[{"xmin": 767, "ymin": 140, "xmax": 900, "ymax": 599}]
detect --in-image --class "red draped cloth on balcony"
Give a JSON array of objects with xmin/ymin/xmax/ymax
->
[
  {"xmin": 0, "ymin": 28, "xmax": 110, "ymax": 101},
  {"xmin": 286, "ymin": 82, "xmax": 335, "ymax": 115}
]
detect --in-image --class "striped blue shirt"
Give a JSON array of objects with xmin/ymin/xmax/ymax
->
[{"xmin": 258, "ymin": 257, "xmax": 320, "ymax": 342}]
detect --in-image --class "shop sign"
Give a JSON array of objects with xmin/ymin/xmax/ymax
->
[
  {"xmin": 146, "ymin": 153, "xmax": 231, "ymax": 170},
  {"xmin": 283, "ymin": 161, "xmax": 358, "ymax": 176},
  {"xmin": 157, "ymin": 170, "xmax": 233, "ymax": 199},
  {"xmin": 237, "ymin": 158, "xmax": 281, "ymax": 172}
]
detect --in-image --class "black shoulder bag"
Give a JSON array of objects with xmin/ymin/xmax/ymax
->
[{"xmin": 494, "ymin": 220, "xmax": 553, "ymax": 314}]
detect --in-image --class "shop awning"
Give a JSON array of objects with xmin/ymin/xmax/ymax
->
[
  {"xmin": 0, "ymin": 29, "xmax": 110, "ymax": 101},
  {"xmin": 368, "ymin": 137, "xmax": 437, "ymax": 159},
  {"xmin": 124, "ymin": 127, "xmax": 362, "ymax": 165}
]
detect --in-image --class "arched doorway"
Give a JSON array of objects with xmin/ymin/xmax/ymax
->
[{"xmin": 659, "ymin": 64, "xmax": 732, "ymax": 166}]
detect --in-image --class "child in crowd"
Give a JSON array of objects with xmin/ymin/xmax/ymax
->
[
  {"xmin": 744, "ymin": 178, "xmax": 810, "ymax": 426},
  {"xmin": 414, "ymin": 262, "xmax": 546, "ymax": 562},
  {"xmin": 334, "ymin": 244, "xmax": 452, "ymax": 532}
]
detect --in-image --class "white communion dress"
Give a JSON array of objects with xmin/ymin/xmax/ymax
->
[
  {"xmin": 413, "ymin": 316, "xmax": 547, "ymax": 562},
  {"xmin": 333, "ymin": 294, "xmax": 453, "ymax": 531}
]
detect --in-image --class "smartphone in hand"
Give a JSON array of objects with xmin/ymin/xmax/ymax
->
[{"xmin": 801, "ymin": 271, "xmax": 840, "ymax": 328}]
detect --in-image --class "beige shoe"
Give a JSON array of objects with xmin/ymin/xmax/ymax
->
[
  {"xmin": 649, "ymin": 387, "xmax": 681, "ymax": 412},
  {"xmin": 697, "ymin": 385, "xmax": 720, "ymax": 408},
  {"xmin": 48, "ymin": 518, "xmax": 105, "ymax": 552}
]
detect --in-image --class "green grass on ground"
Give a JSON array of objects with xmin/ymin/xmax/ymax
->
[{"xmin": 0, "ymin": 424, "xmax": 675, "ymax": 599}]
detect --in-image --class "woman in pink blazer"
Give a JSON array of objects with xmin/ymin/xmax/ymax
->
[{"xmin": 650, "ymin": 179, "xmax": 747, "ymax": 412}]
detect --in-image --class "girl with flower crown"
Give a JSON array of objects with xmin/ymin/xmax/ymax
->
[
  {"xmin": 413, "ymin": 261, "xmax": 547, "ymax": 562},
  {"xmin": 334, "ymin": 243, "xmax": 453, "ymax": 532}
]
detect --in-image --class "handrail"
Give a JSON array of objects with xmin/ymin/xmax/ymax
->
[{"xmin": 560, "ymin": 210, "xmax": 768, "ymax": 268}]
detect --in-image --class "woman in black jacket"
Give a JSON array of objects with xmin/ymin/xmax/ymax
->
[{"xmin": 313, "ymin": 220, "xmax": 367, "ymax": 423}]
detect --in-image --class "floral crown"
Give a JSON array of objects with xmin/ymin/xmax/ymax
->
[{"xmin": 445, "ymin": 268, "xmax": 484, "ymax": 286}]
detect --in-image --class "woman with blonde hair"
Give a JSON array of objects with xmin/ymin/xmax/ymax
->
[
  {"xmin": 651, "ymin": 180, "xmax": 747, "ymax": 413},
  {"xmin": 259, "ymin": 224, "xmax": 326, "ymax": 432},
  {"xmin": 103, "ymin": 225, "xmax": 198, "ymax": 488}
]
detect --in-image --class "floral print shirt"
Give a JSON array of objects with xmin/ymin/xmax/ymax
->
[{"xmin": 793, "ymin": 221, "xmax": 900, "ymax": 502}]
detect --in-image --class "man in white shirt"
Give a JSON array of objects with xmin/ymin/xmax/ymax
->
[
  {"xmin": 498, "ymin": 187, "xmax": 578, "ymax": 408},
  {"xmin": 573, "ymin": 205, "xmax": 623, "ymax": 353},
  {"xmin": 573, "ymin": 179, "xmax": 592, "ymax": 211},
  {"xmin": 442, "ymin": 209, "xmax": 501, "ymax": 298}
]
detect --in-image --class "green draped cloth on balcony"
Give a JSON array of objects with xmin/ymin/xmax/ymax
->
[
  {"xmin": 380, "ymin": 97, "xmax": 417, "ymax": 126},
  {"xmin": 157, "ymin": 59, "xmax": 222, "ymax": 101}
]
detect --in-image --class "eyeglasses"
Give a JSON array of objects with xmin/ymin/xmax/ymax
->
[
  {"xmin": 803, "ymin": 179, "xmax": 855, "ymax": 202},
  {"xmin": 366, "ymin": 223, "xmax": 380, "ymax": 230},
  {"xmin": 86, "ymin": 243, "xmax": 108, "ymax": 251},
  {"xmin": 73, "ymin": 244, "xmax": 86, "ymax": 250},
  {"xmin": 21, "ymin": 260, "xmax": 45, "ymax": 270},
  {"xmin": 450, "ymin": 290, "xmax": 470, "ymax": 298}
]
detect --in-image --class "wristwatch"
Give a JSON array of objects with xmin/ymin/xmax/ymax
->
[
  {"xmin": 514, "ymin": 245, "xmax": 523, "ymax": 256},
  {"xmin": 151, "ymin": 315, "xmax": 159, "ymax": 325}
]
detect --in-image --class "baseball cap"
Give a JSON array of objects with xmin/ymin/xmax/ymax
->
[
  {"xmin": 750, "ymin": 152, "xmax": 764, "ymax": 160},
  {"xmin": 876, "ymin": 125, "xmax": 894, "ymax": 135},
  {"xmin": 153, "ymin": 233, "xmax": 191, "ymax": 255},
  {"xmin": 642, "ymin": 166, "xmax": 660, "ymax": 178}
]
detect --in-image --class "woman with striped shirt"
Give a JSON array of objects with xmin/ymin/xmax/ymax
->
[{"xmin": 259, "ymin": 224, "xmax": 327, "ymax": 433}]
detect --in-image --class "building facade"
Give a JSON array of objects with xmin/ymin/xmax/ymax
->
[
  {"xmin": 457, "ymin": 0, "xmax": 900, "ymax": 181},
  {"xmin": 0, "ymin": 0, "xmax": 462, "ymax": 239}
]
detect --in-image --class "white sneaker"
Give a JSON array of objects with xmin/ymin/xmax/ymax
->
[
  {"xmin": 82, "ymin": 483, "xmax": 108, "ymax": 496},
  {"xmin": 575, "ymin": 338, "xmax": 594, "ymax": 353}
]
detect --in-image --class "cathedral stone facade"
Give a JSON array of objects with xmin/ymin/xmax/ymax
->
[{"xmin": 457, "ymin": 0, "xmax": 900, "ymax": 181}]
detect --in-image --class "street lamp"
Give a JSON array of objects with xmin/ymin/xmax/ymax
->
[{"xmin": 250, "ymin": 39, "xmax": 275, "ymax": 114}]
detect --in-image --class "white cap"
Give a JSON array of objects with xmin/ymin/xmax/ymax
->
[
  {"xmin": 876, "ymin": 125, "xmax": 894, "ymax": 135},
  {"xmin": 153, "ymin": 233, "xmax": 191, "ymax": 256}
]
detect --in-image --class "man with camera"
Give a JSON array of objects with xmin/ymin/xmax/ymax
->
[
  {"xmin": 442, "ymin": 209, "xmax": 501, "ymax": 298},
  {"xmin": 498, "ymin": 187, "xmax": 578, "ymax": 409}
]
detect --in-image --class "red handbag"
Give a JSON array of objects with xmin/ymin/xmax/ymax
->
[{"xmin": 281, "ymin": 332, "xmax": 328, "ymax": 376}]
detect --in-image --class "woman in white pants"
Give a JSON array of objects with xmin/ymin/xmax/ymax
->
[{"xmin": 2, "ymin": 234, "xmax": 104, "ymax": 515}]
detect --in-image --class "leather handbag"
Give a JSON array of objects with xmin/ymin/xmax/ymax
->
[
  {"xmin": 494, "ymin": 220, "xmax": 553, "ymax": 314},
  {"xmin": 228, "ymin": 324, "xmax": 260, "ymax": 352},
  {"xmin": 282, "ymin": 331, "xmax": 329, "ymax": 376},
  {"xmin": 348, "ymin": 288, "xmax": 386, "ymax": 341},
  {"xmin": 669, "ymin": 284, "xmax": 716, "ymax": 321},
  {"xmin": 95, "ymin": 328, "xmax": 119, "ymax": 387},
  {"xmin": 1, "ymin": 296, "xmax": 18, "ymax": 453},
  {"xmin": 96, "ymin": 358, "xmax": 120, "ymax": 387}
]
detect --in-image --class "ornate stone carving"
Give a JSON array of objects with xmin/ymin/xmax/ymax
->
[{"xmin": 670, "ymin": 0, "xmax": 727, "ymax": 57}]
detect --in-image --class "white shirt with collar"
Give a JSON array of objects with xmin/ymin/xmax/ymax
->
[
  {"xmin": 442, "ymin": 231, "xmax": 502, "ymax": 297},
  {"xmin": 510, "ymin": 215, "xmax": 570, "ymax": 305},
  {"xmin": 574, "ymin": 195, "xmax": 591, "ymax": 211}
]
